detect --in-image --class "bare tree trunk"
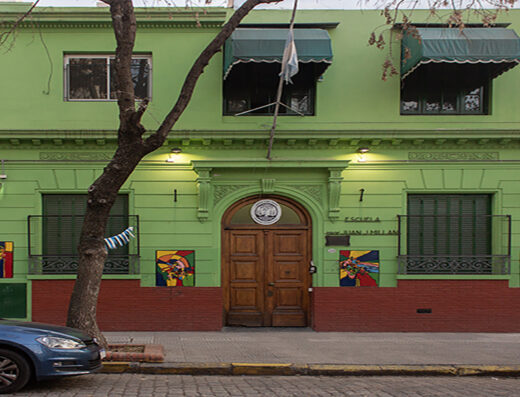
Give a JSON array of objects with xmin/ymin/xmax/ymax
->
[
  {"xmin": 66, "ymin": 141, "xmax": 145, "ymax": 347},
  {"xmin": 66, "ymin": 0, "xmax": 281, "ymax": 346}
]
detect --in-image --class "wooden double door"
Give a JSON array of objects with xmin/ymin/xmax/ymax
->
[{"xmin": 222, "ymin": 197, "xmax": 311, "ymax": 327}]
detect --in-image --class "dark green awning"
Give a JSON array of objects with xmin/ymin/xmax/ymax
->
[
  {"xmin": 224, "ymin": 28, "xmax": 333, "ymax": 79},
  {"xmin": 401, "ymin": 27, "xmax": 520, "ymax": 79}
]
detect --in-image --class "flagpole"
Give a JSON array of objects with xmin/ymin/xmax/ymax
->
[{"xmin": 266, "ymin": 0, "xmax": 299, "ymax": 160}]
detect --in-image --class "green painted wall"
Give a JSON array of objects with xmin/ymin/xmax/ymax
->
[
  {"xmin": 2, "ymin": 7, "xmax": 520, "ymax": 131},
  {"xmin": 1, "ymin": 5, "xmax": 520, "ymax": 319},
  {"xmin": 0, "ymin": 148, "xmax": 518, "ymax": 292}
]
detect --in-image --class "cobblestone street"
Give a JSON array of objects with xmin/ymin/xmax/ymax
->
[{"xmin": 13, "ymin": 374, "xmax": 520, "ymax": 396}]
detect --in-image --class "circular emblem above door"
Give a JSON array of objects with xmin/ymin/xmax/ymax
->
[{"xmin": 250, "ymin": 199, "xmax": 282, "ymax": 225}]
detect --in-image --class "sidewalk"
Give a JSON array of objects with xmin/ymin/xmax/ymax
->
[{"xmin": 101, "ymin": 328, "xmax": 520, "ymax": 376}]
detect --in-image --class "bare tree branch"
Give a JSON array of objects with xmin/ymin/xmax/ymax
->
[
  {"xmin": 109, "ymin": 0, "xmax": 138, "ymax": 137},
  {"xmin": 144, "ymin": 0, "xmax": 282, "ymax": 151},
  {"xmin": 369, "ymin": 0, "xmax": 514, "ymax": 80},
  {"xmin": 66, "ymin": 0, "xmax": 282, "ymax": 344},
  {"xmin": 0, "ymin": 0, "xmax": 40, "ymax": 50}
]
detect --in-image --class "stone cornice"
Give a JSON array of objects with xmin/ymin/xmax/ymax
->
[
  {"xmin": 191, "ymin": 159, "xmax": 351, "ymax": 170},
  {"xmin": 0, "ymin": 6, "xmax": 227, "ymax": 29},
  {"xmin": 0, "ymin": 129, "xmax": 519, "ymax": 149}
]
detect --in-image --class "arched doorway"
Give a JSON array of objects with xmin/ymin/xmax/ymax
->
[{"xmin": 222, "ymin": 195, "xmax": 312, "ymax": 327}]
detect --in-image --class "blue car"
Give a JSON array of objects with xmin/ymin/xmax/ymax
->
[{"xmin": 0, "ymin": 319, "xmax": 104, "ymax": 394}]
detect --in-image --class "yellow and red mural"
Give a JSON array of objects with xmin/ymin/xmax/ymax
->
[
  {"xmin": 0, "ymin": 242, "xmax": 13, "ymax": 278},
  {"xmin": 339, "ymin": 250, "xmax": 379, "ymax": 287},
  {"xmin": 156, "ymin": 250, "xmax": 195, "ymax": 287}
]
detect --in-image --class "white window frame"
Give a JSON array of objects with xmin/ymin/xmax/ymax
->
[{"xmin": 63, "ymin": 54, "xmax": 152, "ymax": 101}]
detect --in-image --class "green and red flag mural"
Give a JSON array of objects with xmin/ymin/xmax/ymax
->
[
  {"xmin": 0, "ymin": 242, "xmax": 13, "ymax": 278},
  {"xmin": 156, "ymin": 250, "xmax": 195, "ymax": 287},
  {"xmin": 339, "ymin": 250, "xmax": 379, "ymax": 287}
]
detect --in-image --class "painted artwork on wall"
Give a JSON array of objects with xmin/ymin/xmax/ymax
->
[
  {"xmin": 0, "ymin": 242, "xmax": 13, "ymax": 278},
  {"xmin": 156, "ymin": 250, "xmax": 195, "ymax": 287},
  {"xmin": 339, "ymin": 250, "xmax": 379, "ymax": 287}
]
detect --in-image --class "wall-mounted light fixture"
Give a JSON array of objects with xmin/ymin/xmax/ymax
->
[
  {"xmin": 166, "ymin": 148, "xmax": 182, "ymax": 163},
  {"xmin": 357, "ymin": 147, "xmax": 370, "ymax": 162}
]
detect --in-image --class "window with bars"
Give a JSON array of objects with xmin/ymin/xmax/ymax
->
[
  {"xmin": 64, "ymin": 55, "xmax": 151, "ymax": 101},
  {"xmin": 39, "ymin": 194, "xmax": 130, "ymax": 274},
  {"xmin": 407, "ymin": 194, "xmax": 491, "ymax": 257},
  {"xmin": 397, "ymin": 194, "xmax": 511, "ymax": 274}
]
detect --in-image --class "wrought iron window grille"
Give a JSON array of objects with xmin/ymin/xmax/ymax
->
[
  {"xmin": 27, "ymin": 215, "xmax": 140, "ymax": 275},
  {"xmin": 397, "ymin": 214, "xmax": 511, "ymax": 275}
]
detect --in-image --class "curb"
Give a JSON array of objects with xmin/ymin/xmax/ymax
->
[{"xmin": 101, "ymin": 363, "xmax": 520, "ymax": 377}]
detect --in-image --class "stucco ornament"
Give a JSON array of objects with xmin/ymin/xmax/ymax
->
[{"xmin": 250, "ymin": 199, "xmax": 282, "ymax": 225}]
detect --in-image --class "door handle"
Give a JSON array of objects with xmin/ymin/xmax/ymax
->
[{"xmin": 268, "ymin": 282, "xmax": 275, "ymax": 286}]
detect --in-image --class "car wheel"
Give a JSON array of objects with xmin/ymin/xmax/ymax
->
[{"xmin": 0, "ymin": 349, "xmax": 31, "ymax": 394}]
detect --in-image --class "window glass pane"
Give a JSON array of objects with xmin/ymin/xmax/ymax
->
[
  {"xmin": 401, "ymin": 99, "xmax": 419, "ymax": 113},
  {"xmin": 132, "ymin": 59, "xmax": 150, "ymax": 99},
  {"xmin": 69, "ymin": 58, "xmax": 107, "ymax": 99},
  {"xmin": 424, "ymin": 94, "xmax": 441, "ymax": 113},
  {"xmin": 287, "ymin": 90, "xmax": 311, "ymax": 114},
  {"xmin": 227, "ymin": 98, "xmax": 248, "ymax": 113},
  {"xmin": 400, "ymin": 64, "xmax": 488, "ymax": 115},
  {"xmin": 463, "ymin": 87, "xmax": 482, "ymax": 113},
  {"xmin": 278, "ymin": 204, "xmax": 303, "ymax": 224},
  {"xmin": 230, "ymin": 205, "xmax": 256, "ymax": 225},
  {"xmin": 224, "ymin": 63, "xmax": 315, "ymax": 115},
  {"xmin": 401, "ymin": 81, "xmax": 419, "ymax": 112},
  {"xmin": 441, "ymin": 93, "xmax": 457, "ymax": 113},
  {"xmin": 110, "ymin": 58, "xmax": 150, "ymax": 100}
]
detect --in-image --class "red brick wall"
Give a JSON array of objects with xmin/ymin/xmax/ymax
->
[
  {"xmin": 33, "ymin": 280, "xmax": 520, "ymax": 332},
  {"xmin": 312, "ymin": 280, "xmax": 520, "ymax": 332},
  {"xmin": 32, "ymin": 280, "xmax": 223, "ymax": 331}
]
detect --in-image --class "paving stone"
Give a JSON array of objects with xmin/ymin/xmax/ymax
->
[{"xmin": 12, "ymin": 374, "xmax": 520, "ymax": 396}]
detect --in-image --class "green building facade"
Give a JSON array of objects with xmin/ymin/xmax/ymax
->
[{"xmin": 1, "ymin": 3, "xmax": 519, "ymax": 331}]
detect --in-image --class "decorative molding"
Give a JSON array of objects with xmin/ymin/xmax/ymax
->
[
  {"xmin": 191, "ymin": 160, "xmax": 350, "ymax": 169},
  {"xmin": 192, "ymin": 160, "xmax": 349, "ymax": 223},
  {"xmin": 5, "ymin": 21, "xmax": 225, "ymax": 29},
  {"xmin": 288, "ymin": 184, "xmax": 323, "ymax": 204},
  {"xmin": 39, "ymin": 152, "xmax": 113, "ymax": 161},
  {"xmin": 2, "ymin": 131, "xmax": 520, "ymax": 150},
  {"xmin": 0, "ymin": 8, "xmax": 226, "ymax": 29},
  {"xmin": 214, "ymin": 184, "xmax": 246, "ymax": 205},
  {"xmin": 194, "ymin": 167, "xmax": 212, "ymax": 222},
  {"xmin": 261, "ymin": 179, "xmax": 276, "ymax": 193},
  {"xmin": 251, "ymin": 199, "xmax": 282, "ymax": 225},
  {"xmin": 327, "ymin": 168, "xmax": 344, "ymax": 221},
  {"xmin": 408, "ymin": 152, "xmax": 500, "ymax": 161}
]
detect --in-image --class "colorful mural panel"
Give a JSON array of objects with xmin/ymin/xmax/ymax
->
[
  {"xmin": 0, "ymin": 242, "xmax": 13, "ymax": 278},
  {"xmin": 339, "ymin": 250, "xmax": 379, "ymax": 287},
  {"xmin": 156, "ymin": 250, "xmax": 195, "ymax": 287}
]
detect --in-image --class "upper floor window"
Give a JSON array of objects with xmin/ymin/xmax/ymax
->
[
  {"xmin": 223, "ymin": 28, "xmax": 333, "ymax": 116},
  {"xmin": 401, "ymin": 64, "xmax": 489, "ymax": 115},
  {"xmin": 224, "ymin": 63, "xmax": 318, "ymax": 116},
  {"xmin": 64, "ymin": 55, "xmax": 151, "ymax": 101},
  {"xmin": 400, "ymin": 27, "xmax": 520, "ymax": 116}
]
